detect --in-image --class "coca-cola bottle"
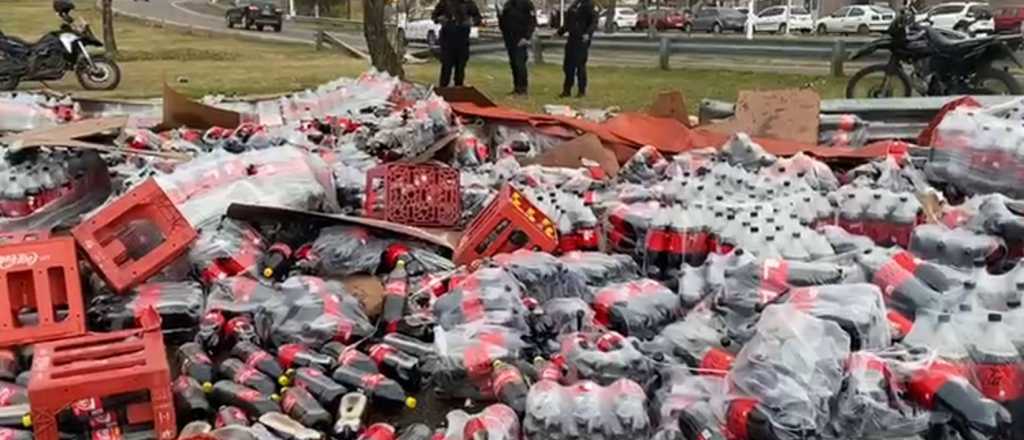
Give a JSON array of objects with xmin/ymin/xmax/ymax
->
[
  {"xmin": 218, "ymin": 358, "xmax": 278, "ymax": 396},
  {"xmin": 330, "ymin": 365, "xmax": 417, "ymax": 409},
  {"xmin": 463, "ymin": 404, "xmax": 521, "ymax": 440},
  {"xmin": 381, "ymin": 260, "xmax": 409, "ymax": 334},
  {"xmin": 358, "ymin": 423, "xmax": 397, "ymax": 440},
  {"xmin": 322, "ymin": 342, "xmax": 378, "ymax": 374},
  {"xmin": 210, "ymin": 381, "xmax": 280, "ymax": 419},
  {"xmin": 214, "ymin": 405, "xmax": 250, "ymax": 428},
  {"xmin": 0, "ymin": 428, "xmax": 32, "ymax": 440},
  {"xmin": 175, "ymin": 343, "xmax": 215, "ymax": 390},
  {"xmin": 396, "ymin": 423, "xmax": 433, "ymax": 440},
  {"xmin": 231, "ymin": 341, "xmax": 286, "ymax": 385},
  {"xmin": 290, "ymin": 367, "xmax": 348, "ymax": 408},
  {"xmin": 0, "ymin": 176, "xmax": 29, "ymax": 218},
  {"xmin": 970, "ymin": 312, "xmax": 1024, "ymax": 431},
  {"xmin": 172, "ymin": 376, "xmax": 211, "ymax": 422},
  {"xmin": 195, "ymin": 310, "xmax": 225, "ymax": 351},
  {"xmin": 367, "ymin": 343, "xmax": 420, "ymax": 390},
  {"xmin": 490, "ymin": 361, "xmax": 528, "ymax": 416},
  {"xmin": 280, "ymin": 386, "xmax": 332, "ymax": 432},
  {"xmin": 277, "ymin": 343, "xmax": 334, "ymax": 372},
  {"xmin": 380, "ymin": 333, "xmax": 435, "ymax": 360}
]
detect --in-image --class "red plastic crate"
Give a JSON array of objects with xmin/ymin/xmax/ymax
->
[
  {"xmin": 72, "ymin": 179, "xmax": 198, "ymax": 293},
  {"xmin": 0, "ymin": 235, "xmax": 85, "ymax": 347},
  {"xmin": 454, "ymin": 184, "xmax": 558, "ymax": 265},
  {"xmin": 364, "ymin": 163, "xmax": 461, "ymax": 227},
  {"xmin": 28, "ymin": 309, "xmax": 176, "ymax": 440}
]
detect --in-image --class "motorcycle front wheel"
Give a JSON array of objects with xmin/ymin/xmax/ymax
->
[
  {"xmin": 76, "ymin": 56, "xmax": 121, "ymax": 91},
  {"xmin": 845, "ymin": 63, "xmax": 912, "ymax": 99},
  {"xmin": 968, "ymin": 67, "xmax": 1023, "ymax": 95}
]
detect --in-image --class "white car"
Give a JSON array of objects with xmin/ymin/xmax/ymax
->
[
  {"xmin": 536, "ymin": 9, "xmax": 550, "ymax": 27},
  {"xmin": 597, "ymin": 7, "xmax": 639, "ymax": 32},
  {"xmin": 750, "ymin": 6, "xmax": 814, "ymax": 33},
  {"xmin": 916, "ymin": 2, "xmax": 995, "ymax": 34},
  {"xmin": 397, "ymin": 11, "xmax": 480, "ymax": 46},
  {"xmin": 815, "ymin": 5, "xmax": 895, "ymax": 34}
]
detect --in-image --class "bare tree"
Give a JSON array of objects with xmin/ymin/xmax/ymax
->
[
  {"xmin": 363, "ymin": 0, "xmax": 405, "ymax": 77},
  {"xmin": 101, "ymin": 0, "xmax": 118, "ymax": 56},
  {"xmin": 604, "ymin": 0, "xmax": 616, "ymax": 32}
]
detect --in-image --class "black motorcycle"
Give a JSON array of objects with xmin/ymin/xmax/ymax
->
[
  {"xmin": 846, "ymin": 8, "xmax": 1023, "ymax": 98},
  {"xmin": 0, "ymin": 0, "xmax": 121, "ymax": 91}
]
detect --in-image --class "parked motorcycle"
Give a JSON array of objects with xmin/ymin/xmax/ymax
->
[
  {"xmin": 0, "ymin": 0, "xmax": 121, "ymax": 91},
  {"xmin": 845, "ymin": 7, "xmax": 1023, "ymax": 98}
]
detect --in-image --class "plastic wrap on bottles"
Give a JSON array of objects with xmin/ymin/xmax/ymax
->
[
  {"xmin": 256, "ymin": 275, "xmax": 374, "ymax": 347},
  {"xmin": 87, "ymin": 282, "xmax": 205, "ymax": 339},
  {"xmin": 0, "ymin": 93, "xmax": 75, "ymax": 132},
  {"xmin": 189, "ymin": 218, "xmax": 266, "ymax": 284},
  {"xmin": 0, "ymin": 150, "xmax": 112, "ymax": 232},
  {"xmin": 910, "ymin": 224, "xmax": 1005, "ymax": 268},
  {"xmin": 523, "ymin": 378, "xmax": 650, "ymax": 439},
  {"xmin": 441, "ymin": 403, "xmax": 521, "ymax": 440},
  {"xmin": 330, "ymin": 144, "xmax": 381, "ymax": 214},
  {"xmin": 617, "ymin": 146, "xmax": 669, "ymax": 184},
  {"xmin": 927, "ymin": 100, "xmax": 1024, "ymax": 198},
  {"xmin": 720, "ymin": 134, "xmax": 776, "ymax": 171},
  {"xmin": 206, "ymin": 276, "xmax": 279, "ymax": 316},
  {"xmin": 154, "ymin": 146, "xmax": 338, "ymax": 229},
  {"xmin": 783, "ymin": 283, "xmax": 891, "ymax": 351},
  {"xmin": 641, "ymin": 311, "xmax": 734, "ymax": 376},
  {"xmin": 559, "ymin": 332, "xmax": 655, "ymax": 386},
  {"xmin": 830, "ymin": 186, "xmax": 923, "ymax": 248},
  {"xmin": 760, "ymin": 152, "xmax": 839, "ymax": 192},
  {"xmin": 718, "ymin": 257, "xmax": 846, "ymax": 316},
  {"xmin": 728, "ymin": 305, "xmax": 851, "ymax": 439},
  {"xmin": 429, "ymin": 324, "xmax": 528, "ymax": 400},
  {"xmin": 434, "ymin": 268, "xmax": 530, "ymax": 333},
  {"xmin": 491, "ymin": 251, "xmax": 589, "ymax": 302},
  {"xmin": 558, "ymin": 252, "xmax": 639, "ymax": 289},
  {"xmin": 590, "ymin": 279, "xmax": 680, "ymax": 339},
  {"xmin": 652, "ymin": 371, "xmax": 729, "ymax": 440},
  {"xmin": 530, "ymin": 298, "xmax": 595, "ymax": 346},
  {"xmin": 829, "ymin": 351, "xmax": 931, "ymax": 439},
  {"xmin": 300, "ymin": 225, "xmax": 391, "ymax": 277},
  {"xmin": 856, "ymin": 249, "xmax": 944, "ymax": 319},
  {"xmin": 491, "ymin": 123, "xmax": 562, "ymax": 159}
]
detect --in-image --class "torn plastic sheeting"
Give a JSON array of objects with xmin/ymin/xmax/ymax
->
[{"xmin": 154, "ymin": 146, "xmax": 339, "ymax": 230}]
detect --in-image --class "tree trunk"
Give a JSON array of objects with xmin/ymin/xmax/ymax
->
[
  {"xmin": 102, "ymin": 0, "xmax": 118, "ymax": 56},
  {"xmin": 363, "ymin": 0, "xmax": 405, "ymax": 78}
]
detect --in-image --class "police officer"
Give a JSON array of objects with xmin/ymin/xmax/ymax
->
[
  {"xmin": 557, "ymin": 0, "xmax": 596, "ymax": 98},
  {"xmin": 499, "ymin": 0, "xmax": 537, "ymax": 95},
  {"xmin": 432, "ymin": 0, "xmax": 482, "ymax": 88}
]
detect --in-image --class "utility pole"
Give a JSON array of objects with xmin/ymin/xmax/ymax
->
[{"xmin": 101, "ymin": 0, "xmax": 118, "ymax": 56}]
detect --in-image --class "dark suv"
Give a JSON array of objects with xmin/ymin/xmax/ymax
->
[{"xmin": 226, "ymin": 0, "xmax": 283, "ymax": 32}]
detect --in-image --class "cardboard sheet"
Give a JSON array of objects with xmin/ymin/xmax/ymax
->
[
  {"xmin": 163, "ymin": 82, "xmax": 241, "ymax": 130},
  {"xmin": 648, "ymin": 90, "xmax": 690, "ymax": 127},
  {"xmin": 520, "ymin": 133, "xmax": 621, "ymax": 177},
  {"xmin": 226, "ymin": 203, "xmax": 461, "ymax": 251},
  {"xmin": 706, "ymin": 89, "xmax": 821, "ymax": 145}
]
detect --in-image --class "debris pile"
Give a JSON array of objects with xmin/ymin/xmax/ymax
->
[{"xmin": 2, "ymin": 72, "xmax": 1024, "ymax": 440}]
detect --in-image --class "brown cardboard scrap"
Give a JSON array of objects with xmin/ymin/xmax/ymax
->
[
  {"xmin": 648, "ymin": 90, "xmax": 691, "ymax": 127},
  {"xmin": 521, "ymin": 133, "xmax": 620, "ymax": 178},
  {"xmin": 342, "ymin": 275, "xmax": 385, "ymax": 318},
  {"xmin": 162, "ymin": 82, "xmax": 241, "ymax": 130},
  {"xmin": 435, "ymin": 86, "xmax": 497, "ymax": 108},
  {"xmin": 703, "ymin": 88, "xmax": 820, "ymax": 145}
]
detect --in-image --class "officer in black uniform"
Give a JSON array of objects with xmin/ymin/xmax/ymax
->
[
  {"xmin": 557, "ymin": 0, "xmax": 597, "ymax": 98},
  {"xmin": 432, "ymin": 0, "xmax": 483, "ymax": 87},
  {"xmin": 499, "ymin": 0, "xmax": 537, "ymax": 95}
]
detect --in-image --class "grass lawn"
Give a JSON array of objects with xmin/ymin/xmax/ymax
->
[{"xmin": 2, "ymin": 0, "xmax": 846, "ymax": 112}]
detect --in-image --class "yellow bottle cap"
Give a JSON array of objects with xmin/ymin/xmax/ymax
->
[
  {"xmin": 202, "ymin": 382, "xmax": 214, "ymax": 394},
  {"xmin": 405, "ymin": 397, "xmax": 417, "ymax": 409},
  {"xmin": 21, "ymin": 414, "xmax": 31, "ymax": 428},
  {"xmin": 278, "ymin": 375, "xmax": 291, "ymax": 387},
  {"xmin": 262, "ymin": 267, "xmax": 274, "ymax": 278},
  {"xmin": 271, "ymin": 393, "xmax": 282, "ymax": 402}
]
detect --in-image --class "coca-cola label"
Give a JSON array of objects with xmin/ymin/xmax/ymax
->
[
  {"xmin": 872, "ymin": 256, "xmax": 915, "ymax": 298},
  {"xmin": 0, "ymin": 428, "xmax": 14, "ymax": 440},
  {"xmin": 699, "ymin": 348, "xmax": 734, "ymax": 377},
  {"xmin": 974, "ymin": 363, "xmax": 1024, "ymax": 402},
  {"xmin": 385, "ymin": 279, "xmax": 407, "ymax": 297},
  {"xmin": 361, "ymin": 373, "xmax": 386, "ymax": 390},
  {"xmin": 173, "ymin": 376, "xmax": 192, "ymax": 392},
  {"xmin": 368, "ymin": 344, "xmax": 394, "ymax": 366},
  {"xmin": 244, "ymin": 351, "xmax": 271, "ymax": 370},
  {"xmin": 89, "ymin": 411, "xmax": 116, "ymax": 429},
  {"xmin": 235, "ymin": 367, "xmax": 258, "ymax": 385},
  {"xmin": 0, "ymin": 252, "xmax": 40, "ymax": 270},
  {"xmin": 338, "ymin": 349, "xmax": 363, "ymax": 367},
  {"xmin": 71, "ymin": 397, "xmax": 100, "ymax": 416},
  {"xmin": 239, "ymin": 389, "xmax": 262, "ymax": 403},
  {"xmin": 282, "ymin": 391, "xmax": 298, "ymax": 414},
  {"xmin": 492, "ymin": 366, "xmax": 523, "ymax": 393},
  {"xmin": 760, "ymin": 259, "xmax": 789, "ymax": 293},
  {"xmin": 0, "ymin": 385, "xmax": 17, "ymax": 406}
]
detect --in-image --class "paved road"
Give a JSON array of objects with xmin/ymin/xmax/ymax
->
[
  {"xmin": 113, "ymin": 0, "xmax": 368, "ymax": 47},
  {"xmin": 113, "ymin": 0, "xmax": 851, "ymax": 73}
]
